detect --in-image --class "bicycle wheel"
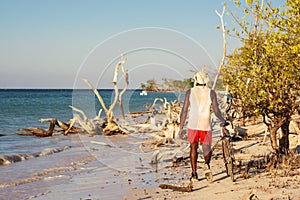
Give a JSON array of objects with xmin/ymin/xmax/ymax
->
[{"xmin": 222, "ymin": 138, "xmax": 234, "ymax": 182}]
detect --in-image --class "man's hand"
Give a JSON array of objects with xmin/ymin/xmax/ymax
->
[
  {"xmin": 220, "ymin": 121, "xmax": 229, "ymax": 127},
  {"xmin": 220, "ymin": 121, "xmax": 230, "ymax": 137},
  {"xmin": 179, "ymin": 128, "xmax": 184, "ymax": 139},
  {"xmin": 222, "ymin": 127, "xmax": 229, "ymax": 137}
]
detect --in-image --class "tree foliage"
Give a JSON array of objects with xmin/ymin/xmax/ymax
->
[
  {"xmin": 223, "ymin": 0, "xmax": 300, "ymax": 153},
  {"xmin": 141, "ymin": 78, "xmax": 193, "ymax": 92},
  {"xmin": 143, "ymin": 79, "xmax": 159, "ymax": 92},
  {"xmin": 162, "ymin": 78, "xmax": 193, "ymax": 92}
]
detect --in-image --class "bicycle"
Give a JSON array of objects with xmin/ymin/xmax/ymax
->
[
  {"xmin": 221, "ymin": 124, "xmax": 235, "ymax": 182},
  {"xmin": 210, "ymin": 121, "xmax": 236, "ymax": 182},
  {"xmin": 212, "ymin": 92, "xmax": 236, "ymax": 182},
  {"xmin": 221, "ymin": 92, "xmax": 236, "ymax": 181}
]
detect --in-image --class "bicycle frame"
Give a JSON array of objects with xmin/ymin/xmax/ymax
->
[
  {"xmin": 222, "ymin": 133, "xmax": 235, "ymax": 181},
  {"xmin": 210, "ymin": 125, "xmax": 235, "ymax": 182}
]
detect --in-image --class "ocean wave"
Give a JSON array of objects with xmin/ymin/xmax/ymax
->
[{"xmin": 0, "ymin": 146, "xmax": 71, "ymax": 166}]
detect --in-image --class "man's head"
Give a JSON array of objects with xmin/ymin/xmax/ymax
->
[{"xmin": 193, "ymin": 71, "xmax": 210, "ymax": 87}]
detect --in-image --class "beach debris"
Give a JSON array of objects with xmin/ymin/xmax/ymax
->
[
  {"xmin": 126, "ymin": 95, "xmax": 182, "ymax": 142},
  {"xmin": 18, "ymin": 118, "xmax": 57, "ymax": 137},
  {"xmin": 90, "ymin": 140, "xmax": 113, "ymax": 148},
  {"xmin": 235, "ymin": 149, "xmax": 300, "ymax": 180},
  {"xmin": 150, "ymin": 97, "xmax": 181, "ymax": 140},
  {"xmin": 18, "ymin": 118, "xmax": 81, "ymax": 137},
  {"xmin": 172, "ymin": 155, "xmax": 190, "ymax": 167},
  {"xmin": 151, "ymin": 140, "xmax": 189, "ymax": 164},
  {"xmin": 75, "ymin": 55, "xmax": 129, "ymax": 135},
  {"xmin": 69, "ymin": 106, "xmax": 102, "ymax": 135},
  {"xmin": 126, "ymin": 97, "xmax": 191, "ymax": 165},
  {"xmin": 117, "ymin": 56, "xmax": 129, "ymax": 120},
  {"xmin": 159, "ymin": 181, "xmax": 193, "ymax": 192},
  {"xmin": 244, "ymin": 189, "xmax": 259, "ymax": 200},
  {"xmin": 54, "ymin": 118, "xmax": 80, "ymax": 135}
]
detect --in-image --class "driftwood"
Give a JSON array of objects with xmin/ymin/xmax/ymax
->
[
  {"xmin": 162, "ymin": 100, "xmax": 181, "ymax": 140},
  {"xmin": 150, "ymin": 97, "xmax": 181, "ymax": 140},
  {"xmin": 18, "ymin": 118, "xmax": 81, "ymax": 137},
  {"xmin": 151, "ymin": 97, "xmax": 169, "ymax": 110},
  {"xmin": 128, "ymin": 96, "xmax": 182, "ymax": 142},
  {"xmin": 123, "ymin": 97, "xmax": 188, "ymax": 164},
  {"xmin": 55, "ymin": 119, "xmax": 80, "ymax": 135},
  {"xmin": 159, "ymin": 181, "xmax": 193, "ymax": 192},
  {"xmin": 118, "ymin": 56, "xmax": 129, "ymax": 120},
  {"xmin": 172, "ymin": 155, "xmax": 190, "ymax": 167},
  {"xmin": 101, "ymin": 55, "xmax": 128, "ymax": 134},
  {"xmin": 243, "ymin": 190, "xmax": 259, "ymax": 200},
  {"xmin": 18, "ymin": 118, "xmax": 57, "ymax": 137},
  {"xmin": 69, "ymin": 106, "xmax": 102, "ymax": 135},
  {"xmin": 71, "ymin": 56, "xmax": 129, "ymax": 135},
  {"xmin": 90, "ymin": 140, "xmax": 113, "ymax": 147}
]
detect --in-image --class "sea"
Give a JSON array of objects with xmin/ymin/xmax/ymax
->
[
  {"xmin": 0, "ymin": 89, "xmax": 182, "ymax": 161},
  {"xmin": 0, "ymin": 89, "xmax": 227, "ymax": 199}
]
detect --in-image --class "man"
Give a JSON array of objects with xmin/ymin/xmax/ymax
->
[{"xmin": 179, "ymin": 71, "xmax": 226, "ymax": 182}]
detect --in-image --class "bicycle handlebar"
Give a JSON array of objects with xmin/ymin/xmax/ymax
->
[{"xmin": 220, "ymin": 121, "xmax": 230, "ymax": 127}]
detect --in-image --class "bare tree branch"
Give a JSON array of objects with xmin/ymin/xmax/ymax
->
[{"xmin": 213, "ymin": 6, "xmax": 227, "ymax": 90}]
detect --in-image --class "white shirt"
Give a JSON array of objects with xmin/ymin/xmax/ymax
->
[{"xmin": 187, "ymin": 86, "xmax": 212, "ymax": 130}]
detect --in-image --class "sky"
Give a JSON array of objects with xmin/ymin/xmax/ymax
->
[{"xmin": 0, "ymin": 0, "xmax": 242, "ymax": 89}]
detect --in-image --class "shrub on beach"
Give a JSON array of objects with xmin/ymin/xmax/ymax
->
[{"xmin": 222, "ymin": 0, "xmax": 300, "ymax": 154}]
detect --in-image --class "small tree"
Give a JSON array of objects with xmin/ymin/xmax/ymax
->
[
  {"xmin": 141, "ymin": 83, "xmax": 146, "ymax": 90},
  {"xmin": 145, "ymin": 79, "xmax": 159, "ymax": 92},
  {"xmin": 223, "ymin": 0, "xmax": 300, "ymax": 154}
]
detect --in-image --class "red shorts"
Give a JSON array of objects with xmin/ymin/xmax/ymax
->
[{"xmin": 188, "ymin": 129, "xmax": 212, "ymax": 145}]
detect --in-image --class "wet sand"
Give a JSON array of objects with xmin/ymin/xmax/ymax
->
[{"xmin": 0, "ymin": 133, "xmax": 179, "ymax": 199}]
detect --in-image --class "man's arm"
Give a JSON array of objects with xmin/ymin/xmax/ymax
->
[
  {"xmin": 211, "ymin": 90, "xmax": 225, "ymax": 123},
  {"xmin": 179, "ymin": 89, "xmax": 190, "ymax": 138}
]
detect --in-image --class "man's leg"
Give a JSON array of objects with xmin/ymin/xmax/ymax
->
[
  {"xmin": 202, "ymin": 144, "xmax": 211, "ymax": 167},
  {"xmin": 202, "ymin": 144, "xmax": 213, "ymax": 182},
  {"xmin": 190, "ymin": 142, "xmax": 199, "ymax": 175}
]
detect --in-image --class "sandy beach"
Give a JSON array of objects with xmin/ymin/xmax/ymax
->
[
  {"xmin": 125, "ymin": 134, "xmax": 300, "ymax": 200},
  {"xmin": 1, "ymin": 125, "xmax": 299, "ymax": 200}
]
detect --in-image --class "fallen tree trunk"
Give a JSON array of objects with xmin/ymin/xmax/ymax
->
[
  {"xmin": 18, "ymin": 118, "xmax": 82, "ymax": 137},
  {"xmin": 18, "ymin": 118, "xmax": 57, "ymax": 137}
]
